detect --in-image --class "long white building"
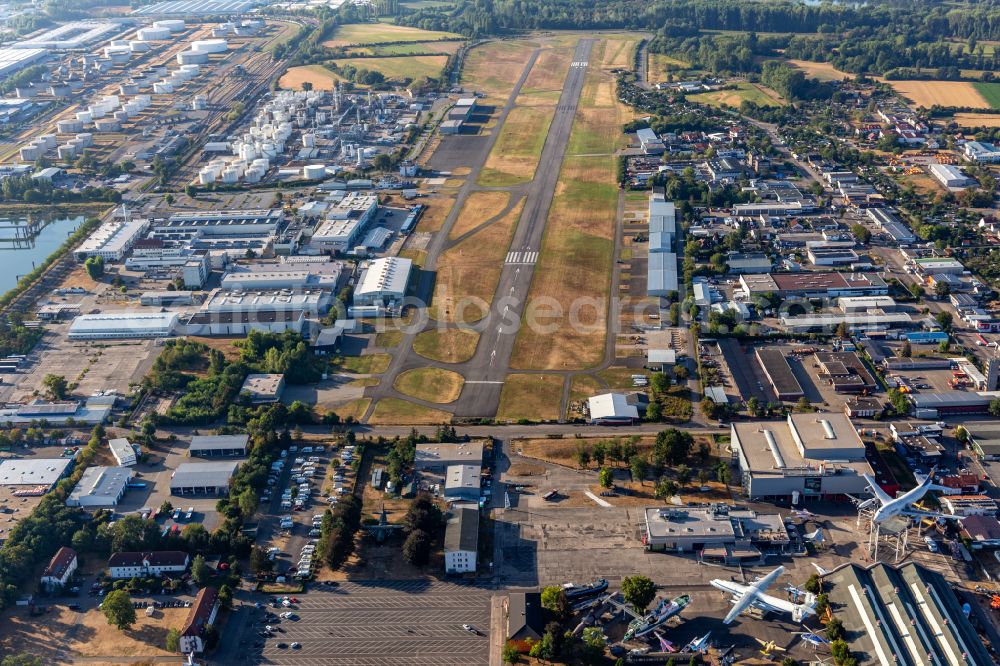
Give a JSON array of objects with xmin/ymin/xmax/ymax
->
[
  {"xmin": 354, "ymin": 257, "xmax": 412, "ymax": 305},
  {"xmin": 76, "ymin": 217, "xmax": 150, "ymax": 261},
  {"xmin": 68, "ymin": 312, "xmax": 179, "ymax": 340}
]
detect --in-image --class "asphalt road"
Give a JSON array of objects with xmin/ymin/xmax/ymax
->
[{"xmin": 451, "ymin": 38, "xmax": 595, "ymax": 417}]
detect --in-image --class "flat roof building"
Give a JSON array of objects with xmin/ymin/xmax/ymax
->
[
  {"xmin": 730, "ymin": 413, "xmax": 873, "ymax": 500},
  {"xmin": 354, "ymin": 257, "xmax": 412, "ymax": 306},
  {"xmin": 444, "ymin": 464, "xmax": 480, "ymax": 502},
  {"xmin": 642, "ymin": 504, "xmax": 791, "ymax": 561},
  {"xmin": 0, "ymin": 458, "xmax": 73, "ymax": 489},
  {"xmin": 821, "ymin": 561, "xmax": 993, "ymax": 666},
  {"xmin": 170, "ymin": 461, "xmax": 240, "ymax": 495},
  {"xmin": 647, "ymin": 251, "xmax": 678, "ymax": 297},
  {"xmin": 15, "ymin": 22, "xmax": 118, "ymax": 49},
  {"xmin": 75, "ymin": 217, "xmax": 150, "ymax": 262},
  {"xmin": 414, "ymin": 441, "xmax": 484, "ymax": 471},
  {"xmin": 815, "ymin": 351, "xmax": 877, "ymax": 393},
  {"xmin": 964, "ymin": 140, "xmax": 1000, "ymax": 164},
  {"xmin": 220, "ymin": 262, "xmax": 342, "ymax": 290},
  {"xmin": 866, "ymin": 207, "xmax": 916, "ymax": 244},
  {"xmin": 66, "ymin": 466, "xmax": 133, "ymax": 508},
  {"xmin": 189, "ymin": 434, "xmax": 248, "ymax": 457},
  {"xmin": 183, "ymin": 309, "xmax": 305, "ymax": 337},
  {"xmin": 739, "ymin": 272, "xmax": 887, "ymax": 299},
  {"xmin": 310, "ymin": 193, "xmax": 378, "ymax": 251},
  {"xmin": 929, "ymin": 163, "xmax": 975, "ymax": 188},
  {"xmin": 240, "ymin": 374, "xmax": 285, "ymax": 403},
  {"xmin": 636, "ymin": 127, "xmax": 664, "ymax": 154},
  {"xmin": 444, "ymin": 507, "xmax": 479, "ymax": 574},
  {"xmin": 588, "ymin": 393, "xmax": 639, "ymax": 424},
  {"xmin": 68, "ymin": 312, "xmax": 179, "ymax": 340},
  {"xmin": 202, "ymin": 288, "xmax": 331, "ymax": 317},
  {"xmin": 155, "ymin": 209, "xmax": 282, "ymax": 236},
  {"xmin": 108, "ymin": 438, "xmax": 136, "ymax": 467},
  {"xmin": 755, "ymin": 348, "xmax": 804, "ymax": 401}
]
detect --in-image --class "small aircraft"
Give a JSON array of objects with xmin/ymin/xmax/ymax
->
[
  {"xmin": 710, "ymin": 566, "xmax": 816, "ymax": 624},
  {"xmin": 791, "ymin": 508, "xmax": 818, "ymax": 519},
  {"xmin": 794, "ymin": 630, "xmax": 831, "ymax": 648},
  {"xmin": 757, "ymin": 638, "xmax": 786, "ymax": 656},
  {"xmin": 683, "ymin": 632, "xmax": 712, "ymax": 654},
  {"xmin": 855, "ymin": 469, "xmax": 959, "ymax": 525},
  {"xmin": 652, "ymin": 631, "xmax": 676, "ymax": 653},
  {"xmin": 606, "ymin": 593, "xmax": 691, "ymax": 640}
]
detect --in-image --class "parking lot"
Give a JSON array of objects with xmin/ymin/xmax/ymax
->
[{"xmin": 248, "ymin": 581, "xmax": 492, "ymax": 665}]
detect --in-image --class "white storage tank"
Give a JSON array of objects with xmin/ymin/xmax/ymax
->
[
  {"xmin": 153, "ymin": 82, "xmax": 174, "ymax": 94},
  {"xmin": 179, "ymin": 64, "xmax": 200, "ymax": 76},
  {"xmin": 302, "ymin": 164, "xmax": 326, "ymax": 179},
  {"xmin": 108, "ymin": 51, "xmax": 130, "ymax": 65},
  {"xmin": 192, "ymin": 96, "xmax": 207, "ymax": 111},
  {"xmin": 57, "ymin": 119, "xmax": 83, "ymax": 133},
  {"xmin": 88, "ymin": 105, "xmax": 106, "ymax": 119},
  {"xmin": 137, "ymin": 26, "xmax": 171, "ymax": 41},
  {"xmin": 19, "ymin": 145, "xmax": 41, "ymax": 161},
  {"xmin": 221, "ymin": 167, "xmax": 240, "ymax": 184},
  {"xmin": 38, "ymin": 134, "xmax": 56, "ymax": 150},
  {"xmin": 94, "ymin": 119, "xmax": 121, "ymax": 132},
  {"xmin": 198, "ymin": 167, "xmax": 217, "ymax": 185},
  {"xmin": 261, "ymin": 142, "xmax": 277, "ymax": 159},
  {"xmin": 57, "ymin": 144, "xmax": 78, "ymax": 160},
  {"xmin": 129, "ymin": 40, "xmax": 151, "ymax": 53},
  {"xmin": 114, "ymin": 110, "xmax": 130, "ymax": 122},
  {"xmin": 120, "ymin": 83, "xmax": 139, "ymax": 96},
  {"xmin": 302, "ymin": 133, "xmax": 316, "ymax": 148},
  {"xmin": 177, "ymin": 50, "xmax": 208, "ymax": 65},
  {"xmin": 243, "ymin": 167, "xmax": 263, "ymax": 183},
  {"xmin": 190, "ymin": 39, "xmax": 227, "ymax": 54},
  {"xmin": 152, "ymin": 19, "xmax": 185, "ymax": 33},
  {"xmin": 75, "ymin": 110, "xmax": 92, "ymax": 123},
  {"xmin": 76, "ymin": 133, "xmax": 94, "ymax": 147},
  {"xmin": 252, "ymin": 157, "xmax": 269, "ymax": 171}
]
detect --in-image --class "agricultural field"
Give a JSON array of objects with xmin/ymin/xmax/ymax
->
[
  {"xmin": 323, "ymin": 23, "xmax": 461, "ymax": 48},
  {"xmin": 352, "ymin": 41, "xmax": 465, "ymax": 56},
  {"xmin": 329, "ymin": 55, "xmax": 449, "ymax": 82},
  {"xmin": 786, "ymin": 59, "xmax": 850, "ymax": 82},
  {"xmin": 888, "ymin": 80, "xmax": 992, "ymax": 108},
  {"xmin": 951, "ymin": 113, "xmax": 1000, "ymax": 127},
  {"xmin": 688, "ymin": 81, "xmax": 785, "ymax": 108},
  {"xmin": 974, "ymin": 82, "xmax": 1000, "ymax": 109},
  {"xmin": 277, "ymin": 64, "xmax": 341, "ymax": 90},
  {"xmin": 431, "ymin": 199, "xmax": 525, "ymax": 323},
  {"xmin": 510, "ymin": 39, "xmax": 632, "ymax": 371},
  {"xmin": 462, "ymin": 39, "xmax": 538, "ymax": 102},
  {"xmin": 497, "ymin": 373, "xmax": 564, "ymax": 422}
]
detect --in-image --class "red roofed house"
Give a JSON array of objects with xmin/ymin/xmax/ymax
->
[
  {"xmin": 41, "ymin": 546, "xmax": 78, "ymax": 591},
  {"xmin": 938, "ymin": 473, "xmax": 981, "ymax": 496},
  {"xmin": 960, "ymin": 515, "xmax": 1000, "ymax": 549},
  {"xmin": 179, "ymin": 586, "xmax": 219, "ymax": 654},
  {"xmin": 108, "ymin": 551, "xmax": 189, "ymax": 579}
]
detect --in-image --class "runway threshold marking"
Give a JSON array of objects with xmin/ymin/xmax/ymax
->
[{"xmin": 504, "ymin": 251, "xmax": 538, "ymax": 264}]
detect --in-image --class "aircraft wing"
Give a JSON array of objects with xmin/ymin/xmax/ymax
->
[
  {"xmin": 722, "ymin": 592, "xmax": 756, "ymax": 625},
  {"xmin": 901, "ymin": 508, "xmax": 961, "ymax": 521},
  {"xmin": 862, "ymin": 474, "xmax": 893, "ymax": 505},
  {"xmin": 755, "ymin": 566, "xmax": 784, "ymax": 591}
]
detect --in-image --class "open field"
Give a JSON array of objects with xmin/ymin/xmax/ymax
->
[
  {"xmin": 448, "ymin": 191, "xmax": 510, "ymax": 239},
  {"xmin": 413, "ymin": 327, "xmax": 480, "ymax": 363},
  {"xmin": 601, "ymin": 37, "xmax": 638, "ymax": 70},
  {"xmin": 431, "ymin": 198, "xmax": 525, "ymax": 323},
  {"xmin": 951, "ymin": 113, "xmax": 1000, "ymax": 127},
  {"xmin": 0, "ymin": 605, "xmax": 188, "ymax": 662},
  {"xmin": 336, "ymin": 398, "xmax": 371, "ymax": 421},
  {"xmin": 333, "ymin": 353, "xmax": 391, "ymax": 374},
  {"xmin": 786, "ymin": 59, "xmax": 850, "ymax": 81},
  {"xmin": 497, "ymin": 373, "xmax": 564, "ymax": 422},
  {"xmin": 688, "ymin": 81, "xmax": 785, "ymax": 108},
  {"xmin": 278, "ymin": 64, "xmax": 341, "ymax": 90},
  {"xmin": 520, "ymin": 44, "xmax": 575, "ymax": 95},
  {"xmin": 888, "ymin": 80, "xmax": 991, "ymax": 108},
  {"xmin": 394, "ymin": 367, "xmax": 465, "ymax": 403},
  {"xmin": 323, "ymin": 23, "xmax": 461, "ymax": 47},
  {"xmin": 462, "ymin": 39, "xmax": 538, "ymax": 102},
  {"xmin": 413, "ymin": 193, "xmax": 456, "ymax": 233},
  {"xmin": 648, "ymin": 53, "xmax": 691, "ymax": 81},
  {"xmin": 369, "ymin": 397, "xmax": 452, "ymax": 424},
  {"xmin": 329, "ymin": 55, "xmax": 449, "ymax": 82},
  {"xmin": 974, "ymin": 82, "xmax": 1000, "ymax": 109},
  {"xmin": 478, "ymin": 106, "xmax": 554, "ymax": 186},
  {"xmin": 352, "ymin": 41, "xmax": 465, "ymax": 56}
]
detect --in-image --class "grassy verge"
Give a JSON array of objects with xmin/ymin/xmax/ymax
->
[
  {"xmin": 497, "ymin": 374, "xmax": 564, "ymax": 422},
  {"xmin": 332, "ymin": 353, "xmax": 391, "ymax": 374},
  {"xmin": 413, "ymin": 328, "xmax": 480, "ymax": 363},
  {"xmin": 393, "ymin": 367, "xmax": 465, "ymax": 404},
  {"xmin": 369, "ymin": 398, "xmax": 452, "ymax": 424}
]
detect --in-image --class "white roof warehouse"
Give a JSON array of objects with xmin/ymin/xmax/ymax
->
[
  {"xmin": 68, "ymin": 312, "xmax": 179, "ymax": 340},
  {"xmin": 170, "ymin": 461, "xmax": 240, "ymax": 495}
]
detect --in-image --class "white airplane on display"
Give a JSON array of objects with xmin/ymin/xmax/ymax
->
[
  {"xmin": 683, "ymin": 632, "xmax": 712, "ymax": 654},
  {"xmin": 855, "ymin": 470, "xmax": 960, "ymax": 525},
  {"xmin": 710, "ymin": 566, "xmax": 816, "ymax": 625}
]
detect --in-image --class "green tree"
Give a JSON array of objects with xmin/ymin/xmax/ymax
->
[
  {"xmin": 102, "ymin": 589, "xmax": 136, "ymax": 630},
  {"xmin": 42, "ymin": 374, "xmax": 68, "ymax": 400},
  {"xmin": 191, "ymin": 554, "xmax": 211, "ymax": 586},
  {"xmin": 84, "ymin": 255, "xmax": 104, "ymax": 280},
  {"xmin": 581, "ymin": 627, "xmax": 606, "ymax": 663},
  {"xmin": 697, "ymin": 468, "xmax": 711, "ymax": 486},
  {"xmin": 165, "ymin": 628, "xmax": 181, "ymax": 652},
  {"xmin": 159, "ymin": 500, "xmax": 173, "ymax": 514},
  {"xmin": 900, "ymin": 341, "xmax": 912, "ymax": 358},
  {"xmin": 826, "ymin": 616, "xmax": 845, "ymax": 641},
  {"xmin": 746, "ymin": 396, "xmax": 761, "ymax": 417},
  {"xmin": 402, "ymin": 529, "xmax": 431, "ymax": 566},
  {"xmin": 716, "ymin": 462, "xmax": 732, "ymax": 487},
  {"xmin": 652, "ymin": 428, "xmax": 693, "ymax": 466},
  {"xmin": 804, "ymin": 573, "xmax": 822, "ymax": 594},
  {"xmin": 630, "ymin": 455, "xmax": 649, "ymax": 484},
  {"xmin": 574, "ymin": 443, "xmax": 591, "ymax": 469},
  {"xmin": 675, "ymin": 464, "xmax": 691, "ymax": 487},
  {"xmin": 888, "ymin": 388, "xmax": 910, "ymax": 416},
  {"xmin": 850, "ymin": 223, "xmax": 871, "ymax": 244},
  {"xmin": 598, "ymin": 467, "xmax": 613, "ymax": 488},
  {"xmin": 250, "ymin": 546, "xmax": 272, "ymax": 574},
  {"xmin": 592, "ymin": 441, "xmax": 607, "ymax": 466},
  {"xmin": 654, "ymin": 478, "xmax": 677, "ymax": 502},
  {"xmin": 621, "ymin": 575, "xmax": 656, "ymax": 611},
  {"xmin": 540, "ymin": 586, "xmax": 568, "ymax": 616},
  {"xmin": 935, "ymin": 311, "xmax": 953, "ymax": 331},
  {"xmin": 955, "ymin": 425, "xmax": 970, "ymax": 443},
  {"xmin": 164, "ymin": 193, "xmax": 174, "ymax": 205},
  {"xmin": 1, "ymin": 656, "xmax": 43, "ymax": 666},
  {"xmin": 673, "ymin": 365, "xmax": 689, "ymax": 381},
  {"xmin": 184, "ymin": 184, "xmax": 197, "ymax": 198},
  {"xmin": 502, "ymin": 643, "xmax": 521, "ymax": 665}
]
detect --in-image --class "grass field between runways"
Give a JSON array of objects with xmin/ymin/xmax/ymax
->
[
  {"xmin": 478, "ymin": 106, "xmax": 555, "ymax": 186},
  {"xmin": 449, "ymin": 191, "xmax": 511, "ymax": 239},
  {"xmin": 462, "ymin": 40, "xmax": 538, "ymax": 102},
  {"xmin": 431, "ymin": 199, "xmax": 525, "ymax": 324},
  {"xmin": 497, "ymin": 374, "xmax": 564, "ymax": 422},
  {"xmin": 393, "ymin": 367, "xmax": 465, "ymax": 404},
  {"xmin": 369, "ymin": 398, "xmax": 452, "ymax": 424},
  {"xmin": 413, "ymin": 328, "xmax": 480, "ymax": 363}
]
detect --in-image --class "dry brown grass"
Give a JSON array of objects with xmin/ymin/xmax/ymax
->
[
  {"xmin": 520, "ymin": 43, "xmax": 575, "ymax": 93},
  {"xmin": 463, "ymin": 40, "xmax": 538, "ymax": 102},
  {"xmin": 648, "ymin": 53, "xmax": 690, "ymax": 81},
  {"xmin": 448, "ymin": 191, "xmax": 511, "ymax": 239},
  {"xmin": 369, "ymin": 398, "xmax": 452, "ymax": 424},
  {"xmin": 413, "ymin": 193, "xmax": 456, "ymax": 233},
  {"xmin": 394, "ymin": 367, "xmax": 465, "ymax": 404},
  {"xmin": 413, "ymin": 327, "xmax": 480, "ymax": 363},
  {"xmin": 497, "ymin": 374, "xmax": 564, "ymax": 422},
  {"xmin": 431, "ymin": 198, "xmax": 524, "ymax": 323},
  {"xmin": 279, "ymin": 64, "xmax": 342, "ymax": 90},
  {"xmin": 889, "ymin": 80, "xmax": 990, "ymax": 108},
  {"xmin": 479, "ymin": 106, "xmax": 555, "ymax": 185},
  {"xmin": 601, "ymin": 37, "xmax": 638, "ymax": 70},
  {"xmin": 786, "ymin": 59, "xmax": 851, "ymax": 82},
  {"xmin": 0, "ymin": 605, "xmax": 187, "ymax": 662},
  {"xmin": 952, "ymin": 113, "xmax": 1000, "ymax": 127}
]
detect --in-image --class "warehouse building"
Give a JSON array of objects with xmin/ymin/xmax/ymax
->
[
  {"xmin": 414, "ymin": 441, "xmax": 484, "ymax": 472},
  {"xmin": 444, "ymin": 507, "xmax": 479, "ymax": 574},
  {"xmin": 15, "ymin": 22, "xmax": 119, "ymax": 49},
  {"xmin": 75, "ymin": 217, "xmax": 150, "ymax": 261},
  {"xmin": 866, "ymin": 207, "xmax": 916, "ymax": 244},
  {"xmin": 66, "ymin": 466, "xmax": 133, "ymax": 508},
  {"xmin": 444, "ymin": 465, "xmax": 481, "ymax": 502},
  {"xmin": 636, "ymin": 127, "xmax": 665, "ymax": 155},
  {"xmin": 220, "ymin": 262, "xmax": 342, "ymax": 290},
  {"xmin": 910, "ymin": 392, "xmax": 996, "ymax": 419},
  {"xmin": 821, "ymin": 561, "xmax": 993, "ymax": 666},
  {"xmin": 647, "ymin": 192, "xmax": 679, "ymax": 297},
  {"xmin": 170, "ymin": 461, "xmax": 240, "ymax": 495},
  {"xmin": 108, "ymin": 438, "xmax": 137, "ymax": 467},
  {"xmin": 780, "ymin": 311, "xmax": 912, "ymax": 334},
  {"xmin": 755, "ymin": 348, "xmax": 804, "ymax": 400},
  {"xmin": 354, "ymin": 257, "xmax": 412, "ymax": 306},
  {"xmin": 588, "ymin": 393, "xmax": 640, "ymax": 424},
  {"xmin": 0, "ymin": 458, "xmax": 74, "ymax": 490},
  {"xmin": 0, "ymin": 398, "xmax": 113, "ymax": 425},
  {"xmin": 929, "ymin": 163, "xmax": 975, "ymax": 188},
  {"xmin": 310, "ymin": 192, "xmax": 379, "ymax": 251},
  {"xmin": 739, "ymin": 272, "xmax": 888, "ymax": 299},
  {"xmin": 182, "ymin": 309, "xmax": 305, "ymax": 336},
  {"xmin": 730, "ymin": 413, "xmax": 874, "ymax": 500},
  {"xmin": 189, "ymin": 434, "xmax": 248, "ymax": 458},
  {"xmin": 139, "ymin": 291, "xmax": 194, "ymax": 307},
  {"xmin": 68, "ymin": 312, "xmax": 179, "ymax": 340},
  {"xmin": 815, "ymin": 351, "xmax": 877, "ymax": 393},
  {"xmin": 0, "ymin": 48, "xmax": 48, "ymax": 79},
  {"xmin": 964, "ymin": 140, "xmax": 1000, "ymax": 164},
  {"xmin": 202, "ymin": 288, "xmax": 332, "ymax": 317},
  {"xmin": 968, "ymin": 423, "xmax": 1000, "ymax": 460},
  {"xmin": 642, "ymin": 504, "xmax": 790, "ymax": 561},
  {"xmin": 152, "ymin": 209, "xmax": 282, "ymax": 236},
  {"xmin": 240, "ymin": 374, "xmax": 285, "ymax": 403},
  {"xmin": 725, "ymin": 252, "xmax": 771, "ymax": 274},
  {"xmin": 733, "ymin": 201, "xmax": 803, "ymax": 217}
]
